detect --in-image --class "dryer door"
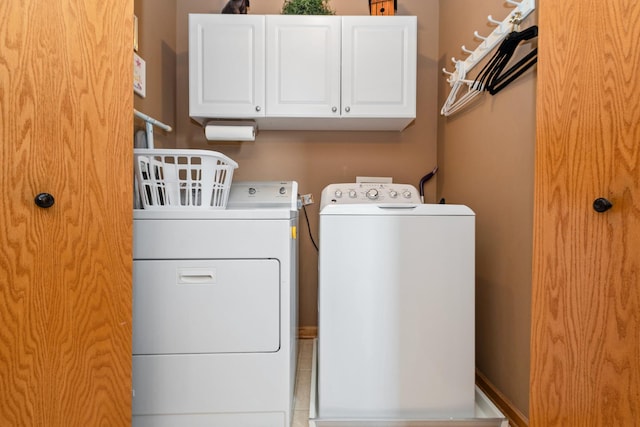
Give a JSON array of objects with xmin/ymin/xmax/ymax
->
[{"xmin": 133, "ymin": 259, "xmax": 280, "ymax": 354}]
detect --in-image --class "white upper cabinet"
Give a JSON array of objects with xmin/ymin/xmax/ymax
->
[
  {"xmin": 189, "ymin": 14, "xmax": 417, "ymax": 131},
  {"xmin": 342, "ymin": 16, "xmax": 417, "ymax": 119},
  {"xmin": 189, "ymin": 14, "xmax": 265, "ymax": 121},
  {"xmin": 266, "ymin": 16, "xmax": 342, "ymax": 117}
]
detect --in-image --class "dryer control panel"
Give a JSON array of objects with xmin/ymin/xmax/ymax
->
[
  {"xmin": 227, "ymin": 181, "xmax": 298, "ymax": 210},
  {"xmin": 321, "ymin": 182, "xmax": 421, "ymax": 209}
]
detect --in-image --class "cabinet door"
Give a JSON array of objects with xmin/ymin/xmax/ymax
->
[
  {"xmin": 266, "ymin": 15, "xmax": 341, "ymax": 117},
  {"xmin": 0, "ymin": 0, "xmax": 133, "ymax": 425},
  {"xmin": 189, "ymin": 14, "xmax": 265, "ymax": 120},
  {"xmin": 342, "ymin": 16, "xmax": 417, "ymax": 118}
]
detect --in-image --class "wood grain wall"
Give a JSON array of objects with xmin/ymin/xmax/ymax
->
[
  {"xmin": 0, "ymin": 1, "xmax": 133, "ymax": 425},
  {"xmin": 530, "ymin": 0, "xmax": 640, "ymax": 424}
]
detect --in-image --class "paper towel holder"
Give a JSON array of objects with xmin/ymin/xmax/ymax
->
[{"xmin": 203, "ymin": 119, "xmax": 257, "ymax": 142}]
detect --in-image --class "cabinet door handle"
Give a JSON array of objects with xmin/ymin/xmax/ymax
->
[
  {"xmin": 34, "ymin": 193, "xmax": 55, "ymax": 208},
  {"xmin": 332, "ymin": 106, "xmax": 337, "ymax": 113},
  {"xmin": 344, "ymin": 106, "xmax": 351, "ymax": 113},
  {"xmin": 255, "ymin": 106, "xmax": 261, "ymax": 112},
  {"xmin": 593, "ymin": 197, "xmax": 613, "ymax": 213}
]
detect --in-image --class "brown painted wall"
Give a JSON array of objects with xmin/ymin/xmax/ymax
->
[
  {"xmin": 175, "ymin": 0, "xmax": 441, "ymax": 329},
  {"xmin": 134, "ymin": 0, "xmax": 534, "ymax": 419},
  {"xmin": 134, "ymin": 0, "xmax": 177, "ymax": 147},
  {"xmin": 438, "ymin": 0, "xmax": 536, "ymax": 418}
]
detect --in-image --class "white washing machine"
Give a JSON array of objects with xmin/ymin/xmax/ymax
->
[
  {"xmin": 132, "ymin": 181, "xmax": 299, "ymax": 427},
  {"xmin": 317, "ymin": 181, "xmax": 475, "ymax": 420}
]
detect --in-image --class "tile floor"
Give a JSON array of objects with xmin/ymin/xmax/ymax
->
[
  {"xmin": 292, "ymin": 339, "xmax": 314, "ymax": 427},
  {"xmin": 293, "ymin": 339, "xmax": 510, "ymax": 427}
]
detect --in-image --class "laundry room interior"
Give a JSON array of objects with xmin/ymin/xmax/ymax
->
[{"xmin": 133, "ymin": 0, "xmax": 535, "ymax": 425}]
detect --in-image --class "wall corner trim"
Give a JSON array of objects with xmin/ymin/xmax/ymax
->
[{"xmin": 476, "ymin": 369, "xmax": 529, "ymax": 427}]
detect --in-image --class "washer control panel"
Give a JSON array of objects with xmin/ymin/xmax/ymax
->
[{"xmin": 321, "ymin": 182, "xmax": 420, "ymax": 209}]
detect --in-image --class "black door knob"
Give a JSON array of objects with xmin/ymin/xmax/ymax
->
[
  {"xmin": 34, "ymin": 193, "xmax": 55, "ymax": 208},
  {"xmin": 593, "ymin": 197, "xmax": 612, "ymax": 213}
]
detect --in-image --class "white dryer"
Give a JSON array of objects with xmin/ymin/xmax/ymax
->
[
  {"xmin": 132, "ymin": 181, "xmax": 298, "ymax": 427},
  {"xmin": 317, "ymin": 181, "xmax": 475, "ymax": 420}
]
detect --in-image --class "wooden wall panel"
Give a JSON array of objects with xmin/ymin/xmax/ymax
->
[
  {"xmin": 530, "ymin": 0, "xmax": 640, "ymax": 425},
  {"xmin": 0, "ymin": 1, "xmax": 133, "ymax": 425}
]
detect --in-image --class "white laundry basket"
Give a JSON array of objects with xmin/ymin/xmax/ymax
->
[{"xmin": 134, "ymin": 149, "xmax": 238, "ymax": 209}]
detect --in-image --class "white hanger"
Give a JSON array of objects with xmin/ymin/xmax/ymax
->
[
  {"xmin": 441, "ymin": 0, "xmax": 535, "ymax": 117},
  {"xmin": 441, "ymin": 60, "xmax": 483, "ymax": 116}
]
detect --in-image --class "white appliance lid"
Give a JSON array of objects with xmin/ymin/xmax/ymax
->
[{"xmin": 320, "ymin": 203, "xmax": 475, "ymax": 216}]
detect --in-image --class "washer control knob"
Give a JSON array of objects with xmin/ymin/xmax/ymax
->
[
  {"xmin": 402, "ymin": 190, "xmax": 412, "ymax": 199},
  {"xmin": 279, "ymin": 186, "xmax": 287, "ymax": 195},
  {"xmin": 389, "ymin": 190, "xmax": 398, "ymax": 198},
  {"xmin": 334, "ymin": 190, "xmax": 343, "ymax": 198},
  {"xmin": 348, "ymin": 190, "xmax": 357, "ymax": 198},
  {"xmin": 248, "ymin": 187, "xmax": 257, "ymax": 195},
  {"xmin": 366, "ymin": 188, "xmax": 379, "ymax": 200}
]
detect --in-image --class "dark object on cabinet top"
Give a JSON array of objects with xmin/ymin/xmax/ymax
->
[{"xmin": 221, "ymin": 0, "xmax": 250, "ymax": 14}]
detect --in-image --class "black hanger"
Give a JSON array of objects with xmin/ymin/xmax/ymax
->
[
  {"xmin": 473, "ymin": 25, "xmax": 538, "ymax": 95},
  {"xmin": 487, "ymin": 47, "xmax": 537, "ymax": 94}
]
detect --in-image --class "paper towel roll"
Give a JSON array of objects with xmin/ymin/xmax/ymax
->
[{"xmin": 204, "ymin": 124, "xmax": 255, "ymax": 141}]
